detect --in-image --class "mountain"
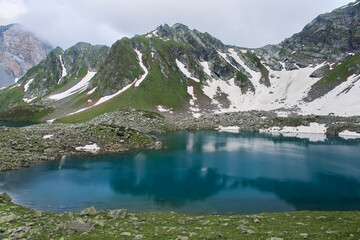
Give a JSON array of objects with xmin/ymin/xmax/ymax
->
[
  {"xmin": 0, "ymin": 24, "xmax": 52, "ymax": 88},
  {"xmin": 1, "ymin": 1, "xmax": 360, "ymax": 123}
]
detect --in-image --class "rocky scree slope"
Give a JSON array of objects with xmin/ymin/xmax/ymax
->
[
  {"xmin": 0, "ymin": 24, "xmax": 52, "ymax": 88},
  {"xmin": 2, "ymin": 1, "xmax": 360, "ymax": 122}
]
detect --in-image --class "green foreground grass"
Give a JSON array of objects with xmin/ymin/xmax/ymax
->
[{"xmin": 1, "ymin": 197, "xmax": 359, "ymax": 240}]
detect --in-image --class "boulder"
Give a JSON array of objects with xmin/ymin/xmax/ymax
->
[
  {"xmin": 79, "ymin": 206, "xmax": 97, "ymax": 216},
  {"xmin": 108, "ymin": 209, "xmax": 127, "ymax": 219},
  {"xmin": 0, "ymin": 192, "xmax": 12, "ymax": 202}
]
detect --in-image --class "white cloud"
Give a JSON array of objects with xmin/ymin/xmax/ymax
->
[
  {"xmin": 0, "ymin": 0, "xmax": 26, "ymax": 23},
  {"xmin": 0, "ymin": 0, "xmax": 354, "ymax": 49}
]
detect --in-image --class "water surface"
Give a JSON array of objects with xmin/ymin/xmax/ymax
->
[
  {"xmin": 0, "ymin": 121, "xmax": 39, "ymax": 127},
  {"xmin": 0, "ymin": 131, "xmax": 360, "ymax": 214}
]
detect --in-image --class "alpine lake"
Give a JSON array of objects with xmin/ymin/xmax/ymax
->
[{"xmin": 0, "ymin": 130, "xmax": 360, "ymax": 215}]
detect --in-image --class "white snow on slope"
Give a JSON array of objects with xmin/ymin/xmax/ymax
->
[
  {"xmin": 203, "ymin": 48, "xmax": 327, "ymax": 114},
  {"xmin": 67, "ymin": 49, "xmax": 150, "ymax": 116},
  {"xmin": 10, "ymin": 84, "xmax": 21, "ymax": 89},
  {"xmin": 300, "ymin": 74, "xmax": 360, "ymax": 116},
  {"xmin": 156, "ymin": 105, "xmax": 173, "ymax": 113},
  {"xmin": 260, "ymin": 123, "xmax": 327, "ymax": 142},
  {"xmin": 339, "ymin": 130, "xmax": 360, "ymax": 140},
  {"xmin": 23, "ymin": 97, "xmax": 36, "ymax": 103},
  {"xmin": 200, "ymin": 61, "xmax": 212, "ymax": 77},
  {"xmin": 75, "ymin": 143, "xmax": 100, "ymax": 153},
  {"xmin": 43, "ymin": 135, "xmax": 54, "ymax": 140},
  {"xmin": 134, "ymin": 49, "xmax": 149, "ymax": 87},
  {"xmin": 58, "ymin": 55, "xmax": 67, "ymax": 84},
  {"xmin": 14, "ymin": 78, "xmax": 19, "ymax": 83},
  {"xmin": 217, "ymin": 126, "xmax": 241, "ymax": 133},
  {"xmin": 176, "ymin": 59, "xmax": 200, "ymax": 82},
  {"xmin": 24, "ymin": 78, "xmax": 34, "ymax": 92},
  {"xmin": 87, "ymin": 87, "xmax": 97, "ymax": 95},
  {"xmin": 187, "ymin": 86, "xmax": 201, "ymax": 118},
  {"xmin": 48, "ymin": 71, "xmax": 97, "ymax": 100}
]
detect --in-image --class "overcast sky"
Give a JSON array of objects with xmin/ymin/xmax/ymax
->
[{"xmin": 0, "ymin": 0, "xmax": 353, "ymax": 49}]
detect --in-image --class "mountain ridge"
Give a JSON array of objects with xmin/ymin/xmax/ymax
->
[{"xmin": 1, "ymin": 1, "xmax": 360, "ymax": 123}]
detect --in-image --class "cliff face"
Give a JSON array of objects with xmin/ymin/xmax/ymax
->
[{"xmin": 0, "ymin": 24, "xmax": 52, "ymax": 88}]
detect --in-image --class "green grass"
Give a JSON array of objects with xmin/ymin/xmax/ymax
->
[
  {"xmin": 245, "ymin": 53, "xmax": 270, "ymax": 86},
  {"xmin": 235, "ymin": 71, "xmax": 255, "ymax": 93},
  {"xmin": 58, "ymin": 38, "xmax": 189, "ymax": 124},
  {"xmin": 307, "ymin": 55, "xmax": 360, "ymax": 101},
  {"xmin": 0, "ymin": 105, "xmax": 54, "ymax": 122},
  {"xmin": 1, "ymin": 198, "xmax": 359, "ymax": 240},
  {"xmin": 0, "ymin": 85, "xmax": 24, "ymax": 112}
]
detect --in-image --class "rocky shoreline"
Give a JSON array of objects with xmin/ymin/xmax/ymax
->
[
  {"xmin": 0, "ymin": 123, "xmax": 161, "ymax": 172},
  {"xmin": 89, "ymin": 109, "xmax": 360, "ymax": 135}
]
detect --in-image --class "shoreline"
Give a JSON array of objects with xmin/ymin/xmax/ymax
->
[
  {"xmin": 1, "ymin": 110, "xmax": 360, "ymax": 172},
  {"xmin": 0, "ymin": 194, "xmax": 359, "ymax": 239}
]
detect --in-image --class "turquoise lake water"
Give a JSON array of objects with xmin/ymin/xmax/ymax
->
[
  {"xmin": 0, "ymin": 121, "xmax": 38, "ymax": 127},
  {"xmin": 0, "ymin": 131, "xmax": 360, "ymax": 214}
]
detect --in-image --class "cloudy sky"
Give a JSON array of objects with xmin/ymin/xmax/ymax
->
[{"xmin": 0, "ymin": 0, "xmax": 352, "ymax": 49}]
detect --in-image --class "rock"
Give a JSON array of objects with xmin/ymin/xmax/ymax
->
[
  {"xmin": 135, "ymin": 235, "xmax": 144, "ymax": 239},
  {"xmin": 300, "ymin": 233, "xmax": 309, "ymax": 238},
  {"xmin": 310, "ymin": 64, "xmax": 330, "ymax": 78},
  {"xmin": 154, "ymin": 141, "xmax": 162, "ymax": 150},
  {"xmin": 0, "ymin": 192, "xmax": 12, "ymax": 202},
  {"xmin": 268, "ymin": 238, "xmax": 283, "ymax": 240},
  {"xmin": 237, "ymin": 224, "xmax": 247, "ymax": 230},
  {"xmin": 178, "ymin": 219, "xmax": 185, "ymax": 225},
  {"xmin": 175, "ymin": 236, "xmax": 188, "ymax": 240},
  {"xmin": 108, "ymin": 209, "xmax": 127, "ymax": 219},
  {"xmin": 67, "ymin": 220, "xmax": 94, "ymax": 233},
  {"xmin": 120, "ymin": 232, "xmax": 132, "ymax": 236},
  {"xmin": 79, "ymin": 206, "xmax": 97, "ymax": 216},
  {"xmin": 0, "ymin": 213, "xmax": 17, "ymax": 223}
]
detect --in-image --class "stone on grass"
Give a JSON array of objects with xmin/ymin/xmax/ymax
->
[
  {"xmin": 0, "ymin": 213, "xmax": 17, "ymax": 223},
  {"xmin": 67, "ymin": 220, "xmax": 94, "ymax": 233},
  {"xmin": 108, "ymin": 209, "xmax": 127, "ymax": 219},
  {"xmin": 0, "ymin": 192, "xmax": 12, "ymax": 202},
  {"xmin": 120, "ymin": 232, "xmax": 132, "ymax": 236},
  {"xmin": 80, "ymin": 206, "xmax": 97, "ymax": 216}
]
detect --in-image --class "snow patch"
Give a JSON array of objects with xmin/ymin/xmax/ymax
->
[
  {"xmin": 299, "ymin": 74, "xmax": 360, "ymax": 116},
  {"xmin": 339, "ymin": 130, "xmax": 360, "ymax": 140},
  {"xmin": 217, "ymin": 126, "xmax": 240, "ymax": 133},
  {"xmin": 10, "ymin": 84, "xmax": 21, "ymax": 89},
  {"xmin": 24, "ymin": 79, "xmax": 34, "ymax": 92},
  {"xmin": 14, "ymin": 78, "xmax": 19, "ymax": 83},
  {"xmin": 187, "ymin": 86, "xmax": 201, "ymax": 118},
  {"xmin": 260, "ymin": 123, "xmax": 327, "ymax": 142},
  {"xmin": 58, "ymin": 55, "xmax": 67, "ymax": 84},
  {"xmin": 47, "ymin": 119, "xmax": 56, "ymax": 123},
  {"xmin": 87, "ymin": 87, "xmax": 97, "ymax": 95},
  {"xmin": 176, "ymin": 59, "xmax": 200, "ymax": 82},
  {"xmin": 156, "ymin": 105, "xmax": 173, "ymax": 113},
  {"xmin": 200, "ymin": 61, "xmax": 212, "ymax": 77},
  {"xmin": 48, "ymin": 71, "xmax": 97, "ymax": 101},
  {"xmin": 23, "ymin": 97, "xmax": 36, "ymax": 103},
  {"xmin": 43, "ymin": 135, "xmax": 54, "ymax": 140},
  {"xmin": 75, "ymin": 143, "xmax": 100, "ymax": 153},
  {"xmin": 134, "ymin": 49, "xmax": 149, "ymax": 87}
]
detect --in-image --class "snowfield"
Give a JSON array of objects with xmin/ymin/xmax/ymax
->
[
  {"xmin": 200, "ymin": 47, "xmax": 360, "ymax": 116},
  {"xmin": 48, "ymin": 71, "xmax": 97, "ymax": 101}
]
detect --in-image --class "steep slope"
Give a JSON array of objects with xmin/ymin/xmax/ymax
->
[
  {"xmin": 0, "ymin": 24, "xmax": 52, "ymax": 88},
  {"xmin": 0, "ymin": 42, "xmax": 109, "ymax": 116}
]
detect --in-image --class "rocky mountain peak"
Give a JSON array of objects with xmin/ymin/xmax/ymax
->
[{"xmin": 0, "ymin": 24, "xmax": 52, "ymax": 88}]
